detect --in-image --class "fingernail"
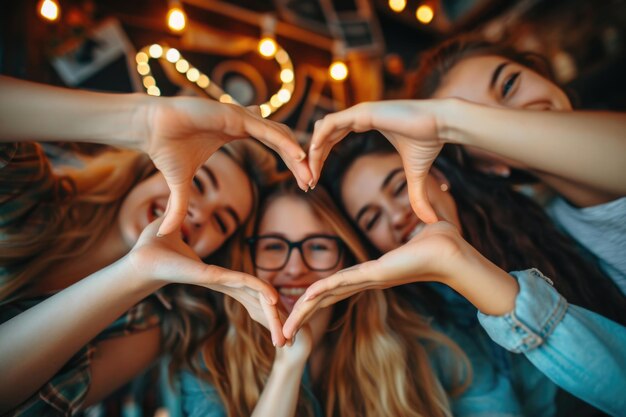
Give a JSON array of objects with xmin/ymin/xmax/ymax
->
[
  {"xmin": 308, "ymin": 179, "xmax": 314, "ymax": 187},
  {"xmin": 296, "ymin": 151, "xmax": 306, "ymax": 162},
  {"xmin": 310, "ymin": 183, "xmax": 316, "ymax": 190},
  {"xmin": 156, "ymin": 232, "xmax": 164, "ymax": 238}
]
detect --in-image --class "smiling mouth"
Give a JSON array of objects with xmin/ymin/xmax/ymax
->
[{"xmin": 275, "ymin": 286, "xmax": 309, "ymax": 310}]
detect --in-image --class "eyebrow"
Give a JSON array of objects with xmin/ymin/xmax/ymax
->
[
  {"xmin": 354, "ymin": 167, "xmax": 404, "ymax": 224},
  {"xmin": 201, "ymin": 165, "xmax": 219, "ymax": 190},
  {"xmin": 490, "ymin": 62, "xmax": 509, "ymax": 90}
]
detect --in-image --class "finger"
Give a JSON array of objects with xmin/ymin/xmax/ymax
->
[
  {"xmin": 261, "ymin": 297, "xmax": 286, "ymax": 347},
  {"xmin": 245, "ymin": 105, "xmax": 262, "ymax": 117},
  {"xmin": 157, "ymin": 183, "xmax": 190, "ymax": 236},
  {"xmin": 282, "ymin": 298, "xmax": 320, "ymax": 340},
  {"xmin": 308, "ymin": 124, "xmax": 351, "ymax": 187},
  {"xmin": 406, "ymin": 174, "xmax": 438, "ymax": 224}
]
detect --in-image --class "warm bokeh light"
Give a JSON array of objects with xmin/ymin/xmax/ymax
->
[
  {"xmin": 137, "ymin": 63, "xmax": 150, "ymax": 76},
  {"xmin": 186, "ymin": 68, "xmax": 200, "ymax": 82},
  {"xmin": 175, "ymin": 59, "xmax": 190, "ymax": 73},
  {"xmin": 167, "ymin": 7, "xmax": 187, "ymax": 32},
  {"xmin": 270, "ymin": 94, "xmax": 282, "ymax": 108},
  {"xmin": 135, "ymin": 52, "xmax": 149, "ymax": 64},
  {"xmin": 329, "ymin": 61, "xmax": 348, "ymax": 81},
  {"xmin": 258, "ymin": 38, "xmax": 278, "ymax": 58},
  {"xmin": 388, "ymin": 0, "xmax": 406, "ymax": 13},
  {"xmin": 259, "ymin": 104, "xmax": 271, "ymax": 118},
  {"xmin": 416, "ymin": 5, "xmax": 434, "ymax": 24},
  {"xmin": 197, "ymin": 74, "xmax": 210, "ymax": 88},
  {"xmin": 147, "ymin": 86, "xmax": 161, "ymax": 96},
  {"xmin": 143, "ymin": 76, "xmax": 156, "ymax": 88},
  {"xmin": 148, "ymin": 44, "xmax": 163, "ymax": 59},
  {"xmin": 280, "ymin": 68, "xmax": 294, "ymax": 83},
  {"xmin": 165, "ymin": 48, "xmax": 180, "ymax": 63},
  {"xmin": 275, "ymin": 49, "xmax": 289, "ymax": 64},
  {"xmin": 219, "ymin": 94, "xmax": 234, "ymax": 104},
  {"xmin": 277, "ymin": 88, "xmax": 291, "ymax": 103},
  {"xmin": 38, "ymin": 0, "xmax": 60, "ymax": 22}
]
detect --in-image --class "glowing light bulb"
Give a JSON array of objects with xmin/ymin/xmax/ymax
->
[
  {"xmin": 280, "ymin": 68, "xmax": 294, "ymax": 83},
  {"xmin": 197, "ymin": 75, "xmax": 210, "ymax": 88},
  {"xmin": 148, "ymin": 44, "xmax": 163, "ymax": 59},
  {"xmin": 388, "ymin": 0, "xmax": 406, "ymax": 13},
  {"xmin": 275, "ymin": 49, "xmax": 289, "ymax": 64},
  {"xmin": 270, "ymin": 94, "xmax": 282, "ymax": 108},
  {"xmin": 175, "ymin": 59, "xmax": 189, "ymax": 73},
  {"xmin": 416, "ymin": 5, "xmax": 434, "ymax": 24},
  {"xmin": 167, "ymin": 7, "xmax": 187, "ymax": 32},
  {"xmin": 329, "ymin": 61, "xmax": 348, "ymax": 81},
  {"xmin": 219, "ymin": 94, "xmax": 234, "ymax": 104},
  {"xmin": 147, "ymin": 86, "xmax": 161, "ymax": 96},
  {"xmin": 38, "ymin": 0, "xmax": 60, "ymax": 22},
  {"xmin": 137, "ymin": 63, "xmax": 151, "ymax": 76},
  {"xmin": 258, "ymin": 38, "xmax": 277, "ymax": 58},
  {"xmin": 277, "ymin": 88, "xmax": 291, "ymax": 103},
  {"xmin": 260, "ymin": 104, "xmax": 271, "ymax": 118},
  {"xmin": 165, "ymin": 48, "xmax": 180, "ymax": 63},
  {"xmin": 186, "ymin": 68, "xmax": 200, "ymax": 82},
  {"xmin": 143, "ymin": 76, "xmax": 156, "ymax": 88},
  {"xmin": 136, "ymin": 52, "xmax": 149, "ymax": 64}
]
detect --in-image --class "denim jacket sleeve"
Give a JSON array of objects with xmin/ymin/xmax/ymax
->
[{"xmin": 477, "ymin": 269, "xmax": 626, "ymax": 417}]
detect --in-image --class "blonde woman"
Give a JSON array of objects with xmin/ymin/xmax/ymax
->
[
  {"xmin": 0, "ymin": 76, "xmax": 310, "ymax": 415},
  {"xmin": 180, "ymin": 179, "xmax": 562, "ymax": 417}
]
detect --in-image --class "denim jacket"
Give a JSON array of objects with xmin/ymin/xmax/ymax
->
[{"xmin": 479, "ymin": 269, "xmax": 626, "ymax": 417}]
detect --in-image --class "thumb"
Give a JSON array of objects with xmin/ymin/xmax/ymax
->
[
  {"xmin": 157, "ymin": 182, "xmax": 190, "ymax": 236},
  {"xmin": 405, "ymin": 171, "xmax": 439, "ymax": 224}
]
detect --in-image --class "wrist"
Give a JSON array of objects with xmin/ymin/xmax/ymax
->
[
  {"xmin": 434, "ymin": 98, "xmax": 475, "ymax": 146},
  {"xmin": 121, "ymin": 251, "xmax": 168, "ymax": 293}
]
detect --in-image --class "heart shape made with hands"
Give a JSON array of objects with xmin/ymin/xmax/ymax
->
[{"xmin": 135, "ymin": 42, "xmax": 295, "ymax": 118}]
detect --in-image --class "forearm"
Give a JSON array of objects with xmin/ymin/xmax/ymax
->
[
  {"xmin": 478, "ymin": 270, "xmax": 626, "ymax": 415},
  {"xmin": 251, "ymin": 357, "xmax": 307, "ymax": 417},
  {"xmin": 440, "ymin": 242, "xmax": 519, "ymax": 316},
  {"xmin": 0, "ymin": 75, "xmax": 152, "ymax": 149},
  {"xmin": 0, "ymin": 256, "xmax": 162, "ymax": 411},
  {"xmin": 439, "ymin": 99, "xmax": 626, "ymax": 194}
]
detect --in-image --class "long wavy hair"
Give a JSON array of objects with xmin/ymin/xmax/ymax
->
[
  {"xmin": 322, "ymin": 132, "xmax": 626, "ymax": 325},
  {"xmin": 0, "ymin": 139, "xmax": 288, "ymax": 368},
  {"xmin": 198, "ymin": 179, "xmax": 470, "ymax": 417}
]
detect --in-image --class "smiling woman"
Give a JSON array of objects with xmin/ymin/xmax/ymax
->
[
  {"xmin": 180, "ymin": 179, "xmax": 475, "ymax": 417},
  {"xmin": 0, "ymin": 75, "xmax": 311, "ymax": 415}
]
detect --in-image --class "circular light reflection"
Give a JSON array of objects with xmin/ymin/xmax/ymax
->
[
  {"xmin": 277, "ymin": 88, "xmax": 291, "ymax": 103},
  {"xmin": 147, "ymin": 86, "xmax": 161, "ymax": 96},
  {"xmin": 167, "ymin": 8, "xmax": 187, "ymax": 32},
  {"xmin": 258, "ymin": 38, "xmax": 278, "ymax": 58},
  {"xmin": 197, "ymin": 74, "xmax": 210, "ymax": 88},
  {"xmin": 260, "ymin": 104, "xmax": 271, "ymax": 118},
  {"xmin": 388, "ymin": 0, "xmax": 406, "ymax": 13},
  {"xmin": 136, "ymin": 52, "xmax": 149, "ymax": 64},
  {"xmin": 416, "ymin": 5, "xmax": 434, "ymax": 24},
  {"xmin": 137, "ymin": 63, "xmax": 150, "ymax": 76},
  {"xmin": 149, "ymin": 44, "xmax": 163, "ymax": 59},
  {"xmin": 186, "ymin": 68, "xmax": 200, "ymax": 82},
  {"xmin": 165, "ymin": 48, "xmax": 180, "ymax": 63},
  {"xmin": 329, "ymin": 61, "xmax": 348, "ymax": 81},
  {"xmin": 175, "ymin": 59, "xmax": 190, "ymax": 73},
  {"xmin": 280, "ymin": 68, "xmax": 294, "ymax": 83},
  {"xmin": 143, "ymin": 76, "xmax": 156, "ymax": 88}
]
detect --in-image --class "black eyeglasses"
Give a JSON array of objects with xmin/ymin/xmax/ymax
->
[{"xmin": 247, "ymin": 234, "xmax": 344, "ymax": 271}]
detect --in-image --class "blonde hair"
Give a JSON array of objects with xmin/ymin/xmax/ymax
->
[
  {"xmin": 200, "ymin": 180, "xmax": 470, "ymax": 417},
  {"xmin": 0, "ymin": 140, "xmax": 288, "ymax": 370}
]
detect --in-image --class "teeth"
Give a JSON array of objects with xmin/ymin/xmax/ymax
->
[
  {"xmin": 279, "ymin": 287, "xmax": 306, "ymax": 297},
  {"xmin": 407, "ymin": 223, "xmax": 425, "ymax": 241}
]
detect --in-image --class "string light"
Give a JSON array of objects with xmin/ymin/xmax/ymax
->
[
  {"xmin": 135, "ymin": 42, "xmax": 295, "ymax": 118},
  {"xmin": 388, "ymin": 0, "xmax": 406, "ymax": 13},
  {"xmin": 416, "ymin": 5, "xmax": 434, "ymax": 24},
  {"xmin": 329, "ymin": 61, "xmax": 348, "ymax": 81},
  {"xmin": 167, "ymin": 1, "xmax": 187, "ymax": 32},
  {"xmin": 38, "ymin": 0, "xmax": 60, "ymax": 22},
  {"xmin": 258, "ymin": 37, "xmax": 278, "ymax": 58}
]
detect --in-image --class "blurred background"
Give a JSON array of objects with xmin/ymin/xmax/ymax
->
[
  {"xmin": 1, "ymin": 0, "xmax": 624, "ymax": 415},
  {"xmin": 2, "ymin": 0, "xmax": 626, "ymax": 142}
]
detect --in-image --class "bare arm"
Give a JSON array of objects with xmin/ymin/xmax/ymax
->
[
  {"xmin": 0, "ymin": 221, "xmax": 283, "ymax": 413},
  {"xmin": 440, "ymin": 99, "xmax": 626, "ymax": 197},
  {"xmin": 0, "ymin": 75, "xmax": 311, "ymax": 235}
]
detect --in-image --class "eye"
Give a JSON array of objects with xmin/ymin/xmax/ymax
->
[
  {"xmin": 309, "ymin": 243, "xmax": 330, "ymax": 251},
  {"xmin": 364, "ymin": 211, "xmax": 381, "ymax": 231},
  {"xmin": 502, "ymin": 71, "xmax": 520, "ymax": 98},
  {"xmin": 192, "ymin": 176, "xmax": 204, "ymax": 193},
  {"xmin": 393, "ymin": 180, "xmax": 407, "ymax": 197},
  {"xmin": 261, "ymin": 242, "xmax": 286, "ymax": 251},
  {"xmin": 213, "ymin": 213, "xmax": 227, "ymax": 234}
]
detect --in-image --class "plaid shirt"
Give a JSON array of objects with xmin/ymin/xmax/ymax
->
[{"xmin": 0, "ymin": 142, "xmax": 164, "ymax": 416}]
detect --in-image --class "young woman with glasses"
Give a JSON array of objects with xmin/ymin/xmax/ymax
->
[{"xmin": 178, "ymin": 179, "xmax": 481, "ymax": 417}]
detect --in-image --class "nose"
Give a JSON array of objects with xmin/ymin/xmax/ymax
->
[
  {"xmin": 283, "ymin": 247, "xmax": 308, "ymax": 277},
  {"xmin": 385, "ymin": 198, "xmax": 411, "ymax": 230},
  {"xmin": 186, "ymin": 197, "xmax": 214, "ymax": 227}
]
